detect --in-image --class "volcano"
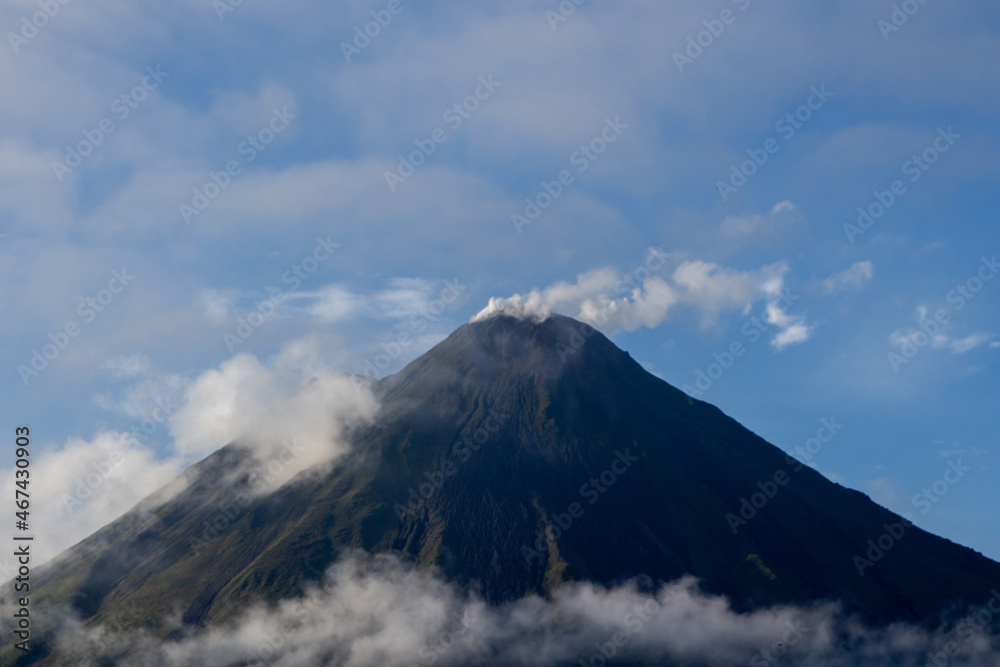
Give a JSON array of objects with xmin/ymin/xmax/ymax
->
[{"xmin": 8, "ymin": 313, "xmax": 1000, "ymax": 665}]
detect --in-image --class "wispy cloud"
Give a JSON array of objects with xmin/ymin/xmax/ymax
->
[
  {"xmin": 297, "ymin": 278, "xmax": 463, "ymax": 323},
  {"xmin": 890, "ymin": 307, "xmax": 994, "ymax": 357},
  {"xmin": 720, "ymin": 200, "xmax": 801, "ymax": 240},
  {"xmin": 821, "ymin": 261, "xmax": 874, "ymax": 294},
  {"xmin": 934, "ymin": 332, "xmax": 995, "ymax": 355}
]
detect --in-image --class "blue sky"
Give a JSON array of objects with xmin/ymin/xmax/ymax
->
[{"xmin": 0, "ymin": 0, "xmax": 998, "ymax": 567}]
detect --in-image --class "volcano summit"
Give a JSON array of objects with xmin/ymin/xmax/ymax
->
[{"xmin": 6, "ymin": 313, "xmax": 1000, "ymax": 665}]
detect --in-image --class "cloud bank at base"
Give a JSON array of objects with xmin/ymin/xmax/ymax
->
[{"xmin": 37, "ymin": 552, "xmax": 1000, "ymax": 666}]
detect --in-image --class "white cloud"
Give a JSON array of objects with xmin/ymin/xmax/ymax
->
[
  {"xmin": 42, "ymin": 551, "xmax": 1000, "ymax": 666},
  {"xmin": 890, "ymin": 309, "xmax": 993, "ymax": 357},
  {"xmin": 936, "ymin": 332, "xmax": 994, "ymax": 355},
  {"xmin": 671, "ymin": 260, "xmax": 789, "ymax": 326},
  {"xmin": 303, "ymin": 284, "xmax": 367, "ymax": 322},
  {"xmin": 0, "ymin": 431, "xmax": 184, "ymax": 570},
  {"xmin": 474, "ymin": 254, "xmax": 814, "ymax": 351},
  {"xmin": 370, "ymin": 278, "xmax": 438, "ymax": 318},
  {"xmin": 821, "ymin": 261, "xmax": 874, "ymax": 294},
  {"xmin": 300, "ymin": 279, "xmax": 452, "ymax": 323},
  {"xmin": 473, "ymin": 267, "xmax": 676, "ymax": 332},
  {"xmin": 168, "ymin": 340, "xmax": 379, "ymax": 488},
  {"xmin": 765, "ymin": 302, "xmax": 814, "ymax": 350},
  {"xmin": 720, "ymin": 201, "xmax": 801, "ymax": 239},
  {"xmin": 199, "ymin": 289, "xmax": 235, "ymax": 325},
  {"xmin": 101, "ymin": 353, "xmax": 155, "ymax": 379},
  {"xmin": 473, "ymin": 252, "xmax": 805, "ymax": 337},
  {"xmin": 93, "ymin": 357, "xmax": 186, "ymax": 423},
  {"xmin": 938, "ymin": 444, "xmax": 985, "ymax": 459},
  {"xmin": 0, "ymin": 335, "xmax": 383, "ymax": 579},
  {"xmin": 771, "ymin": 321, "xmax": 813, "ymax": 350}
]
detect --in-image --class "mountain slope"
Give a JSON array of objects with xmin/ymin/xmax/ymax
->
[{"xmin": 8, "ymin": 314, "xmax": 1000, "ymax": 665}]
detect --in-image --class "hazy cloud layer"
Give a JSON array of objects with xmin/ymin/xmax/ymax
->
[{"xmin": 39, "ymin": 552, "xmax": 1000, "ymax": 666}]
